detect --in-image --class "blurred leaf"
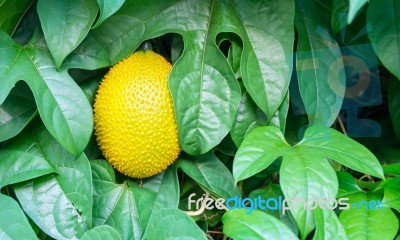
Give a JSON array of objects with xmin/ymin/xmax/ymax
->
[
  {"xmin": 297, "ymin": 126, "xmax": 385, "ymax": 179},
  {"xmin": 313, "ymin": 207, "xmax": 348, "ymax": 240},
  {"xmin": 383, "ymin": 163, "xmax": 400, "ymax": 175},
  {"xmin": 295, "ymin": 0, "xmax": 346, "ymax": 127},
  {"xmin": 331, "ymin": 0, "xmax": 348, "ymax": 34},
  {"xmin": 37, "ymin": 0, "xmax": 98, "ymax": 68},
  {"xmin": 93, "ymin": 0, "xmax": 125, "ymax": 28},
  {"xmin": 222, "ymin": 209, "xmax": 298, "ymax": 240},
  {"xmin": 367, "ymin": 0, "xmax": 400, "ymax": 80},
  {"xmin": 177, "ymin": 153, "xmax": 240, "ymax": 199},
  {"xmin": 0, "ymin": 82, "xmax": 37, "ymax": 142},
  {"xmin": 147, "ymin": 208, "xmax": 207, "ymax": 240},
  {"xmin": 339, "ymin": 192, "xmax": 399, "ymax": 240},
  {"xmin": 0, "ymin": 30, "xmax": 93, "ymax": 156},
  {"xmin": 348, "ymin": 0, "xmax": 367, "ymax": 24},
  {"xmin": 0, "ymin": 0, "xmax": 33, "ymax": 35},
  {"xmin": 0, "ymin": 194, "xmax": 37, "ymax": 239},
  {"xmin": 280, "ymin": 152, "xmax": 338, "ymax": 238},
  {"xmin": 233, "ymin": 126, "xmax": 291, "ymax": 183},
  {"xmin": 81, "ymin": 225, "xmax": 122, "ymax": 240},
  {"xmin": 388, "ymin": 78, "xmax": 400, "ymax": 139},
  {"xmin": 13, "ymin": 125, "xmax": 92, "ymax": 240}
]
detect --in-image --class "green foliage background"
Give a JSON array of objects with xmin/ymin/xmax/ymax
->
[{"xmin": 0, "ymin": 0, "xmax": 400, "ymax": 239}]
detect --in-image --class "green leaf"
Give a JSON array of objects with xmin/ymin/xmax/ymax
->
[
  {"xmin": 230, "ymin": 92, "xmax": 266, "ymax": 147},
  {"xmin": 0, "ymin": 30, "xmax": 93, "ymax": 156},
  {"xmin": 295, "ymin": 0, "xmax": 346, "ymax": 127},
  {"xmin": 220, "ymin": 0, "xmax": 295, "ymax": 120},
  {"xmin": 348, "ymin": 0, "xmax": 368, "ymax": 24},
  {"xmin": 177, "ymin": 152, "xmax": 240, "ymax": 199},
  {"xmin": 0, "ymin": 194, "xmax": 37, "ymax": 239},
  {"xmin": 222, "ymin": 209, "xmax": 298, "ymax": 240},
  {"xmin": 0, "ymin": 0, "xmax": 33, "ymax": 35},
  {"xmin": 37, "ymin": 0, "xmax": 98, "ymax": 68},
  {"xmin": 280, "ymin": 152, "xmax": 338, "ymax": 238},
  {"xmin": 233, "ymin": 126, "xmax": 291, "ymax": 183},
  {"xmin": 313, "ymin": 207, "xmax": 348, "ymax": 240},
  {"xmin": 90, "ymin": 159, "xmax": 115, "ymax": 183},
  {"xmin": 269, "ymin": 90, "xmax": 290, "ymax": 133},
  {"xmin": 147, "ymin": 208, "xmax": 208, "ymax": 240},
  {"xmin": 337, "ymin": 172, "xmax": 362, "ymax": 198},
  {"xmin": 0, "ymin": 148, "xmax": 54, "ymax": 189},
  {"xmin": 297, "ymin": 126, "xmax": 385, "ymax": 179},
  {"xmin": 331, "ymin": 0, "xmax": 348, "ymax": 34},
  {"xmin": 80, "ymin": 225, "xmax": 122, "ymax": 240},
  {"xmin": 383, "ymin": 163, "xmax": 400, "ymax": 175},
  {"xmin": 388, "ymin": 78, "xmax": 400, "ymax": 139},
  {"xmin": 93, "ymin": 0, "xmax": 125, "ymax": 28},
  {"xmin": 92, "ymin": 181, "xmax": 141, "ymax": 240},
  {"xmin": 367, "ymin": 0, "xmax": 400, "ymax": 80},
  {"xmin": 0, "ymin": 82, "xmax": 37, "ymax": 142},
  {"xmin": 13, "ymin": 125, "xmax": 92, "ymax": 240},
  {"xmin": 339, "ymin": 192, "xmax": 399, "ymax": 240},
  {"xmin": 382, "ymin": 178, "xmax": 400, "ymax": 210}
]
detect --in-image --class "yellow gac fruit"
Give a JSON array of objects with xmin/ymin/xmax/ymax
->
[{"xmin": 93, "ymin": 50, "xmax": 180, "ymax": 178}]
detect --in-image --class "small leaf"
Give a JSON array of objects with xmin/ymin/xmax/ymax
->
[
  {"xmin": 0, "ymin": 0, "xmax": 33, "ymax": 35},
  {"xmin": 339, "ymin": 192, "xmax": 399, "ymax": 240},
  {"xmin": 297, "ymin": 126, "xmax": 384, "ymax": 179},
  {"xmin": 93, "ymin": 0, "xmax": 125, "ymax": 28},
  {"xmin": 280, "ymin": 152, "xmax": 338, "ymax": 238},
  {"xmin": 383, "ymin": 163, "xmax": 400, "ymax": 175},
  {"xmin": 0, "ymin": 194, "xmax": 37, "ymax": 239},
  {"xmin": 177, "ymin": 152, "xmax": 240, "ymax": 199},
  {"xmin": 382, "ymin": 178, "xmax": 400, "ymax": 210},
  {"xmin": 313, "ymin": 207, "xmax": 348, "ymax": 240},
  {"xmin": 90, "ymin": 159, "xmax": 115, "ymax": 183},
  {"xmin": 0, "ymin": 30, "xmax": 93, "ymax": 156},
  {"xmin": 337, "ymin": 172, "xmax": 362, "ymax": 198},
  {"xmin": 37, "ymin": 0, "xmax": 98, "ymax": 68},
  {"xmin": 0, "ymin": 82, "xmax": 37, "ymax": 142},
  {"xmin": 147, "ymin": 208, "xmax": 208, "ymax": 240},
  {"xmin": 230, "ymin": 92, "xmax": 265, "ymax": 147},
  {"xmin": 367, "ymin": 0, "xmax": 400, "ymax": 80},
  {"xmin": 233, "ymin": 126, "xmax": 291, "ymax": 183},
  {"xmin": 80, "ymin": 225, "xmax": 122, "ymax": 240},
  {"xmin": 348, "ymin": 0, "xmax": 368, "ymax": 24},
  {"xmin": 222, "ymin": 209, "xmax": 298, "ymax": 240},
  {"xmin": 295, "ymin": 0, "xmax": 346, "ymax": 126}
]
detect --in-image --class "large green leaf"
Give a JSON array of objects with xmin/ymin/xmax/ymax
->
[
  {"xmin": 177, "ymin": 153, "xmax": 240, "ymax": 199},
  {"xmin": 367, "ymin": 0, "xmax": 400, "ymax": 80},
  {"xmin": 233, "ymin": 126, "xmax": 292, "ymax": 183},
  {"xmin": 339, "ymin": 192, "xmax": 399, "ymax": 240},
  {"xmin": 382, "ymin": 177, "xmax": 400, "ymax": 210},
  {"xmin": 280, "ymin": 152, "xmax": 338, "ymax": 238},
  {"xmin": 313, "ymin": 207, "xmax": 348, "ymax": 240},
  {"xmin": 295, "ymin": 0, "xmax": 346, "ymax": 127},
  {"xmin": 0, "ymin": 30, "xmax": 93, "ymax": 156},
  {"xmin": 0, "ymin": 0, "xmax": 33, "ymax": 35},
  {"xmin": 81, "ymin": 226, "xmax": 122, "ymax": 240},
  {"xmin": 93, "ymin": 0, "xmax": 125, "ymax": 28},
  {"xmin": 13, "ymin": 125, "xmax": 92, "ymax": 240},
  {"xmin": 147, "ymin": 208, "xmax": 208, "ymax": 240},
  {"xmin": 0, "ymin": 82, "xmax": 36, "ymax": 142},
  {"xmin": 0, "ymin": 194, "xmax": 37, "ymax": 239},
  {"xmin": 297, "ymin": 126, "xmax": 384, "ymax": 179},
  {"xmin": 222, "ymin": 209, "xmax": 298, "ymax": 240},
  {"xmin": 37, "ymin": 0, "xmax": 98, "ymax": 68},
  {"xmin": 0, "ymin": 150, "xmax": 53, "ymax": 189}
]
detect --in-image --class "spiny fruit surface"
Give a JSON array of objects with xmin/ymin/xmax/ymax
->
[{"xmin": 94, "ymin": 50, "xmax": 180, "ymax": 178}]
